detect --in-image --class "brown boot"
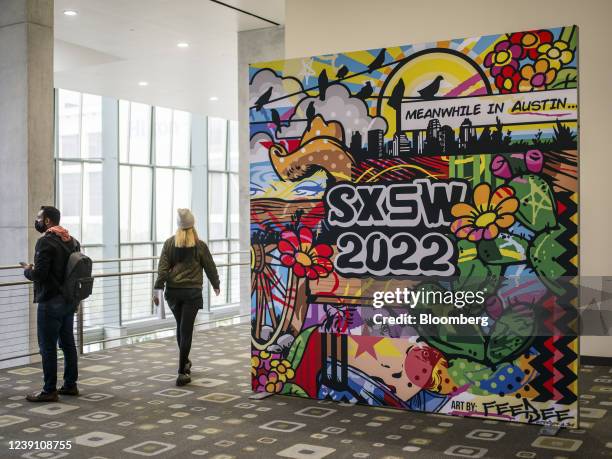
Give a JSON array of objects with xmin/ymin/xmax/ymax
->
[
  {"xmin": 26, "ymin": 391, "xmax": 59, "ymax": 402},
  {"xmin": 58, "ymin": 385, "xmax": 79, "ymax": 396}
]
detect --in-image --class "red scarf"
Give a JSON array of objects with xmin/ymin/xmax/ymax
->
[{"xmin": 46, "ymin": 225, "xmax": 72, "ymax": 242}]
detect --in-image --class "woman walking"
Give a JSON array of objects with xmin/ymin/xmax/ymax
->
[{"xmin": 153, "ymin": 209, "xmax": 220, "ymax": 386}]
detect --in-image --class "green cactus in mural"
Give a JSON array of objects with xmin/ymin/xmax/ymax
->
[
  {"xmin": 486, "ymin": 307, "xmax": 536, "ymax": 365},
  {"xmin": 453, "ymin": 240, "xmax": 502, "ymax": 296},
  {"xmin": 529, "ymin": 226, "xmax": 568, "ymax": 296},
  {"xmin": 477, "ymin": 234, "xmax": 529, "ymax": 265},
  {"xmin": 415, "ymin": 282, "xmax": 487, "ymax": 363},
  {"xmin": 509, "ymin": 174, "xmax": 557, "ymax": 232}
]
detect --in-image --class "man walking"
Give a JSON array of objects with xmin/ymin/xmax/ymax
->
[{"xmin": 23, "ymin": 206, "xmax": 80, "ymax": 402}]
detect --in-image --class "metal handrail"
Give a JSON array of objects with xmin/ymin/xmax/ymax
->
[
  {"xmin": 0, "ymin": 251, "xmax": 249, "ymax": 271},
  {"xmin": 0, "ymin": 255, "xmax": 250, "ymax": 364},
  {"xmin": 0, "ymin": 261, "xmax": 249, "ymax": 288},
  {"xmin": 90, "ymin": 251, "xmax": 248, "ymax": 265}
]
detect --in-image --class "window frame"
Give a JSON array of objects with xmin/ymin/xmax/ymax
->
[
  {"xmin": 207, "ymin": 118, "xmax": 240, "ymax": 308},
  {"xmin": 54, "ymin": 89, "xmax": 104, "ymax": 246}
]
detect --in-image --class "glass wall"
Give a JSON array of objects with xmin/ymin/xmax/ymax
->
[
  {"xmin": 208, "ymin": 118, "xmax": 240, "ymax": 308},
  {"xmin": 54, "ymin": 89, "xmax": 240, "ymax": 328},
  {"xmin": 118, "ymin": 102, "xmax": 192, "ymax": 321}
]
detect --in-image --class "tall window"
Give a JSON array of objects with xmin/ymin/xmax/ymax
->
[
  {"xmin": 55, "ymin": 89, "xmax": 104, "ymax": 328},
  {"xmin": 119, "ymin": 102, "xmax": 192, "ymax": 321},
  {"xmin": 55, "ymin": 89, "xmax": 103, "ymax": 256},
  {"xmin": 208, "ymin": 118, "xmax": 239, "ymax": 308}
]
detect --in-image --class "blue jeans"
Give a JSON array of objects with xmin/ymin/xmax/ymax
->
[{"xmin": 37, "ymin": 296, "xmax": 78, "ymax": 393}]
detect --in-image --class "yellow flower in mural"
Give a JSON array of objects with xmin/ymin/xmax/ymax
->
[
  {"xmin": 519, "ymin": 59, "xmax": 556, "ymax": 91},
  {"xmin": 538, "ymin": 40, "xmax": 573, "ymax": 69},
  {"xmin": 270, "ymin": 359, "xmax": 295, "ymax": 383},
  {"xmin": 251, "ymin": 356, "xmax": 260, "ymax": 376},
  {"xmin": 450, "ymin": 183, "xmax": 519, "ymax": 242},
  {"xmin": 264, "ymin": 371, "xmax": 283, "ymax": 393}
]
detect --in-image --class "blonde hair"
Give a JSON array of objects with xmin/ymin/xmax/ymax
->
[{"xmin": 175, "ymin": 227, "xmax": 198, "ymax": 248}]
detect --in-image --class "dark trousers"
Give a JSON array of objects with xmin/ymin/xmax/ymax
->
[
  {"xmin": 168, "ymin": 302, "xmax": 199, "ymax": 374},
  {"xmin": 37, "ymin": 296, "xmax": 78, "ymax": 393}
]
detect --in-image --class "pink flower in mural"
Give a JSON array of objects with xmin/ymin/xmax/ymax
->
[
  {"xmin": 258, "ymin": 371, "xmax": 284, "ymax": 393},
  {"xmin": 251, "ymin": 351, "xmax": 295, "ymax": 393},
  {"xmin": 450, "ymin": 183, "xmax": 519, "ymax": 242},
  {"xmin": 278, "ymin": 227, "xmax": 333, "ymax": 280},
  {"xmin": 519, "ymin": 59, "xmax": 556, "ymax": 91},
  {"xmin": 484, "ymin": 40, "xmax": 522, "ymax": 77},
  {"xmin": 508, "ymin": 30, "xmax": 554, "ymax": 59}
]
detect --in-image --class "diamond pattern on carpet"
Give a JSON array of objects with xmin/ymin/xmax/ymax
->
[{"xmin": 0, "ymin": 324, "xmax": 610, "ymax": 458}]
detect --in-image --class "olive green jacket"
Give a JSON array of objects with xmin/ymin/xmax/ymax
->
[{"xmin": 154, "ymin": 237, "xmax": 220, "ymax": 291}]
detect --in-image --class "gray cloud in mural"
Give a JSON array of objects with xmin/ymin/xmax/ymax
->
[
  {"xmin": 249, "ymin": 69, "xmax": 304, "ymax": 109},
  {"xmin": 250, "ymin": 132, "xmax": 274, "ymax": 163},
  {"xmin": 277, "ymin": 84, "xmax": 388, "ymax": 142}
]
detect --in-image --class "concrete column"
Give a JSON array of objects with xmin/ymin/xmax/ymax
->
[
  {"xmin": 190, "ymin": 114, "xmax": 210, "ymax": 312},
  {"xmin": 0, "ymin": 0, "xmax": 54, "ymax": 362},
  {"xmin": 100, "ymin": 96, "xmax": 125, "ymax": 338},
  {"xmin": 237, "ymin": 26, "xmax": 285, "ymax": 319}
]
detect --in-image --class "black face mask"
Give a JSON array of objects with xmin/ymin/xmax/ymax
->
[{"xmin": 34, "ymin": 220, "xmax": 46, "ymax": 233}]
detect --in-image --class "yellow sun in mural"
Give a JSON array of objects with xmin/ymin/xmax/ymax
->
[{"xmin": 378, "ymin": 50, "xmax": 492, "ymax": 136}]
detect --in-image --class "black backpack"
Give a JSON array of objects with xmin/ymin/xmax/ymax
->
[{"xmin": 50, "ymin": 236, "xmax": 94, "ymax": 304}]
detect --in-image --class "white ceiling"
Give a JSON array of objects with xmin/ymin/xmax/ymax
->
[{"xmin": 54, "ymin": 0, "xmax": 285, "ymax": 120}]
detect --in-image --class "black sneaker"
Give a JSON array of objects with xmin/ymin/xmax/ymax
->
[
  {"xmin": 26, "ymin": 391, "xmax": 59, "ymax": 402},
  {"xmin": 176, "ymin": 373, "xmax": 191, "ymax": 386},
  {"xmin": 58, "ymin": 386, "xmax": 79, "ymax": 396},
  {"xmin": 184, "ymin": 360, "xmax": 192, "ymax": 375}
]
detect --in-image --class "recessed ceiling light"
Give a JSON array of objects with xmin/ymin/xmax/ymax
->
[
  {"xmin": 63, "ymin": 9, "xmax": 78, "ymax": 16},
  {"xmin": 138, "ymin": 81, "xmax": 149, "ymax": 87},
  {"xmin": 209, "ymin": 96, "xmax": 219, "ymax": 101},
  {"xmin": 177, "ymin": 42, "xmax": 190, "ymax": 48}
]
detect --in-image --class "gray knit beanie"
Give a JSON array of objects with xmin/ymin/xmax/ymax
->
[{"xmin": 176, "ymin": 208, "xmax": 195, "ymax": 230}]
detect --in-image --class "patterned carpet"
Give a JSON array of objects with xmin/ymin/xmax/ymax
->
[{"xmin": 0, "ymin": 323, "xmax": 610, "ymax": 458}]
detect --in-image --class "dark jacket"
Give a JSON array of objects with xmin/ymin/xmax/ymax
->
[
  {"xmin": 24, "ymin": 232, "xmax": 80, "ymax": 303},
  {"xmin": 154, "ymin": 237, "xmax": 220, "ymax": 291}
]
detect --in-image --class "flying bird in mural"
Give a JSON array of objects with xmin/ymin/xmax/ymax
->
[
  {"xmin": 318, "ymin": 69, "xmax": 329, "ymax": 101},
  {"xmin": 271, "ymin": 108, "xmax": 282, "ymax": 132},
  {"xmin": 355, "ymin": 81, "xmax": 374, "ymax": 100},
  {"xmin": 305, "ymin": 101, "xmax": 316, "ymax": 130},
  {"xmin": 254, "ymin": 86, "xmax": 273, "ymax": 111},
  {"xmin": 367, "ymin": 48, "xmax": 386, "ymax": 72},
  {"xmin": 336, "ymin": 65, "xmax": 349, "ymax": 79},
  {"xmin": 417, "ymin": 75, "xmax": 444, "ymax": 100}
]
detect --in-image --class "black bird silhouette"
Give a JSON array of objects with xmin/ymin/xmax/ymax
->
[
  {"xmin": 417, "ymin": 75, "xmax": 444, "ymax": 100},
  {"xmin": 305, "ymin": 101, "xmax": 316, "ymax": 130},
  {"xmin": 336, "ymin": 65, "xmax": 349, "ymax": 79},
  {"xmin": 367, "ymin": 48, "xmax": 386, "ymax": 72},
  {"xmin": 318, "ymin": 69, "xmax": 329, "ymax": 101},
  {"xmin": 388, "ymin": 79, "xmax": 405, "ymax": 111},
  {"xmin": 355, "ymin": 81, "xmax": 373, "ymax": 100},
  {"xmin": 271, "ymin": 109, "xmax": 281, "ymax": 132},
  {"xmin": 254, "ymin": 86, "xmax": 273, "ymax": 111}
]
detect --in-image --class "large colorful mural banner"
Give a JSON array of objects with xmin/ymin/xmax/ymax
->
[{"xmin": 250, "ymin": 26, "xmax": 578, "ymax": 427}]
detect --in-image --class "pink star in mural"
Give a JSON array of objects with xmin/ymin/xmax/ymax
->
[{"xmin": 354, "ymin": 336, "xmax": 384, "ymax": 359}]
